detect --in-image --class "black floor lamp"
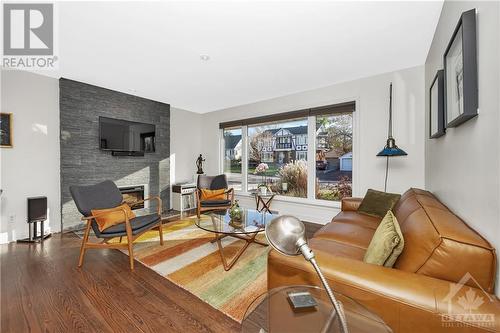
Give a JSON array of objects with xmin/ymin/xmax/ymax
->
[{"xmin": 377, "ymin": 83, "xmax": 407, "ymax": 192}]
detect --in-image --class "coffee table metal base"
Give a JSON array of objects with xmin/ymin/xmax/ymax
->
[{"xmin": 211, "ymin": 233, "xmax": 268, "ymax": 271}]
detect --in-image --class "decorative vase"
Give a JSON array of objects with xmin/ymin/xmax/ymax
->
[
  {"xmin": 260, "ymin": 186, "xmax": 268, "ymax": 196},
  {"xmin": 229, "ymin": 200, "xmax": 243, "ymax": 223}
]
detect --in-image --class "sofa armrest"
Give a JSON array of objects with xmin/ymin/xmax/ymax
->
[
  {"xmin": 341, "ymin": 197, "xmax": 363, "ymax": 211},
  {"xmin": 268, "ymin": 249, "xmax": 500, "ymax": 332}
]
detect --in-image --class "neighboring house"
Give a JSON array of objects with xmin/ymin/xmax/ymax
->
[
  {"xmin": 258, "ymin": 126, "xmax": 308, "ymax": 164},
  {"xmin": 224, "ymin": 135, "xmax": 242, "ymax": 160},
  {"xmin": 340, "ymin": 152, "xmax": 353, "ymax": 171}
]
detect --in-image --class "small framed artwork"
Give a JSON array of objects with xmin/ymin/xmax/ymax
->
[
  {"xmin": 443, "ymin": 8, "xmax": 478, "ymax": 128},
  {"xmin": 0, "ymin": 113, "xmax": 13, "ymax": 148},
  {"xmin": 429, "ymin": 70, "xmax": 445, "ymax": 138}
]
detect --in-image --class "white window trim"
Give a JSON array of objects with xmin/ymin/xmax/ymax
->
[{"xmin": 220, "ymin": 102, "xmax": 357, "ymax": 206}]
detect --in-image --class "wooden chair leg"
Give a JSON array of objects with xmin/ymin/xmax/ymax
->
[
  {"xmin": 158, "ymin": 220, "xmax": 164, "ymax": 245},
  {"xmin": 125, "ymin": 224, "xmax": 134, "ymax": 271},
  {"xmin": 78, "ymin": 222, "xmax": 91, "ymax": 268}
]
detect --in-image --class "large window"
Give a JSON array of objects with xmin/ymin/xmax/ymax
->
[
  {"xmin": 220, "ymin": 102, "xmax": 354, "ymax": 202},
  {"xmin": 315, "ymin": 113, "xmax": 353, "ymax": 201},
  {"xmin": 247, "ymin": 119, "xmax": 308, "ymax": 198},
  {"xmin": 222, "ymin": 127, "xmax": 242, "ymax": 191}
]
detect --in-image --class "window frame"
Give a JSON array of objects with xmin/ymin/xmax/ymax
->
[{"xmin": 219, "ymin": 101, "xmax": 357, "ymax": 207}]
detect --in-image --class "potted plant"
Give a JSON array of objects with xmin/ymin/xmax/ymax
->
[
  {"xmin": 229, "ymin": 200, "xmax": 243, "ymax": 222},
  {"xmin": 254, "ymin": 163, "xmax": 269, "ymax": 195}
]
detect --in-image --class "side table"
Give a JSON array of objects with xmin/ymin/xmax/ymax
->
[
  {"xmin": 254, "ymin": 192, "xmax": 275, "ymax": 213},
  {"xmin": 242, "ymin": 285, "xmax": 392, "ymax": 333}
]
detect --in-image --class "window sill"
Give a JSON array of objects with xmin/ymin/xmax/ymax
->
[{"xmin": 235, "ymin": 191, "xmax": 341, "ymax": 209}]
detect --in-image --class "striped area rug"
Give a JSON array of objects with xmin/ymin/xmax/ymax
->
[{"xmin": 113, "ymin": 217, "xmax": 269, "ymax": 322}]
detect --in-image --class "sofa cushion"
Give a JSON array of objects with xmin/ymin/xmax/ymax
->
[
  {"xmin": 91, "ymin": 204, "xmax": 136, "ymax": 232},
  {"xmin": 309, "ymin": 238, "xmax": 366, "ymax": 261},
  {"xmin": 332, "ymin": 211, "xmax": 381, "ymax": 230},
  {"xmin": 200, "ymin": 199, "xmax": 231, "ymax": 207},
  {"xmin": 363, "ymin": 210, "xmax": 404, "ymax": 267},
  {"xmin": 94, "ymin": 213, "xmax": 160, "ymax": 237},
  {"xmin": 314, "ymin": 221, "xmax": 375, "ymax": 249},
  {"xmin": 357, "ymin": 189, "xmax": 401, "ymax": 218},
  {"xmin": 200, "ymin": 188, "xmax": 226, "ymax": 201}
]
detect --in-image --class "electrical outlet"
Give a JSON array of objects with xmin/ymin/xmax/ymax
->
[{"xmin": 8, "ymin": 214, "xmax": 16, "ymax": 224}]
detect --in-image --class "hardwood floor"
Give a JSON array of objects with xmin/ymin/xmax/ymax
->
[{"xmin": 1, "ymin": 222, "xmax": 324, "ymax": 333}]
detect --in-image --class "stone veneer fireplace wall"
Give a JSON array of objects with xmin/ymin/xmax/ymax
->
[{"xmin": 60, "ymin": 78, "xmax": 170, "ymax": 230}]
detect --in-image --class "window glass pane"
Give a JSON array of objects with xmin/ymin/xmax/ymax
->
[
  {"xmin": 315, "ymin": 113, "xmax": 353, "ymax": 201},
  {"xmin": 248, "ymin": 118, "xmax": 307, "ymax": 198},
  {"xmin": 223, "ymin": 128, "xmax": 242, "ymax": 191}
]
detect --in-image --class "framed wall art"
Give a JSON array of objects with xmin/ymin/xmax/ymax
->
[
  {"xmin": 0, "ymin": 113, "xmax": 13, "ymax": 148},
  {"xmin": 430, "ymin": 70, "xmax": 445, "ymax": 138},
  {"xmin": 443, "ymin": 8, "xmax": 478, "ymax": 128}
]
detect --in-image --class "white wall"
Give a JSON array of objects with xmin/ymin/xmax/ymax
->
[
  {"xmin": 169, "ymin": 107, "xmax": 203, "ymax": 186},
  {"xmin": 0, "ymin": 70, "xmax": 61, "ymax": 243},
  {"xmin": 201, "ymin": 66, "xmax": 426, "ymax": 223},
  {"xmin": 425, "ymin": 1, "xmax": 500, "ymax": 294}
]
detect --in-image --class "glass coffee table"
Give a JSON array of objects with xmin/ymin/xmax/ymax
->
[
  {"xmin": 195, "ymin": 208, "xmax": 276, "ymax": 271},
  {"xmin": 242, "ymin": 285, "xmax": 393, "ymax": 333}
]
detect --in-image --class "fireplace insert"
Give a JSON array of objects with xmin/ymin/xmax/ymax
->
[{"xmin": 119, "ymin": 185, "xmax": 145, "ymax": 210}]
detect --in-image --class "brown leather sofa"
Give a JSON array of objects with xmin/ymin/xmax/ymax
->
[{"xmin": 268, "ymin": 188, "xmax": 500, "ymax": 332}]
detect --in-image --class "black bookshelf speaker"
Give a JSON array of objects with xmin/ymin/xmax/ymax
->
[{"xmin": 27, "ymin": 196, "xmax": 47, "ymax": 223}]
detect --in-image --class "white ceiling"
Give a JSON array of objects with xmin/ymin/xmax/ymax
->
[{"xmin": 48, "ymin": 1, "xmax": 443, "ymax": 113}]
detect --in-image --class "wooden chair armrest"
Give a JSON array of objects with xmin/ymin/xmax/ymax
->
[{"xmin": 225, "ymin": 188, "xmax": 235, "ymax": 204}]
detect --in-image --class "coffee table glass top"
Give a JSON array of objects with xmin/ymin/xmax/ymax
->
[{"xmin": 195, "ymin": 208, "xmax": 276, "ymax": 235}]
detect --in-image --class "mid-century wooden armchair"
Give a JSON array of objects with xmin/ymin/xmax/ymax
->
[
  {"xmin": 70, "ymin": 180, "xmax": 164, "ymax": 270},
  {"xmin": 196, "ymin": 174, "xmax": 234, "ymax": 217}
]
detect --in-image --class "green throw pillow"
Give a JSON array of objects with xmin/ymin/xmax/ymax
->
[
  {"xmin": 363, "ymin": 210, "xmax": 404, "ymax": 267},
  {"xmin": 357, "ymin": 189, "xmax": 401, "ymax": 218}
]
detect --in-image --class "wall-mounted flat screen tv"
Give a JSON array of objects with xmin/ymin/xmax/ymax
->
[{"xmin": 99, "ymin": 116, "xmax": 156, "ymax": 152}]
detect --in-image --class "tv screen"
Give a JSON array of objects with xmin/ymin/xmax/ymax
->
[{"xmin": 99, "ymin": 117, "xmax": 156, "ymax": 152}]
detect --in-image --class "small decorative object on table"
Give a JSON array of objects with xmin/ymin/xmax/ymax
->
[
  {"xmin": 258, "ymin": 184, "xmax": 268, "ymax": 195},
  {"xmin": 287, "ymin": 291, "xmax": 318, "ymax": 310},
  {"xmin": 196, "ymin": 154, "xmax": 205, "ymax": 174},
  {"xmin": 229, "ymin": 200, "xmax": 243, "ymax": 225}
]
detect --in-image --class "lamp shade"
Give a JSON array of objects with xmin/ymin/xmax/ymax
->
[
  {"xmin": 376, "ymin": 137, "xmax": 407, "ymax": 157},
  {"xmin": 376, "ymin": 147, "xmax": 408, "ymax": 157},
  {"xmin": 265, "ymin": 215, "xmax": 305, "ymax": 256}
]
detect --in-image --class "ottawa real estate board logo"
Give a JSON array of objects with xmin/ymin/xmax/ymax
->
[{"xmin": 2, "ymin": 3, "xmax": 58, "ymax": 69}]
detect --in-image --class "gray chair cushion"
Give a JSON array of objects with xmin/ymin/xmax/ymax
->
[
  {"xmin": 92, "ymin": 213, "xmax": 160, "ymax": 238},
  {"xmin": 70, "ymin": 180, "xmax": 123, "ymax": 216},
  {"xmin": 200, "ymin": 199, "xmax": 231, "ymax": 207},
  {"xmin": 197, "ymin": 174, "xmax": 228, "ymax": 190}
]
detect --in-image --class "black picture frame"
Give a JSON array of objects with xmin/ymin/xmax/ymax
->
[
  {"xmin": 443, "ymin": 8, "xmax": 478, "ymax": 128},
  {"xmin": 429, "ymin": 70, "xmax": 445, "ymax": 138},
  {"xmin": 0, "ymin": 113, "xmax": 13, "ymax": 148}
]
